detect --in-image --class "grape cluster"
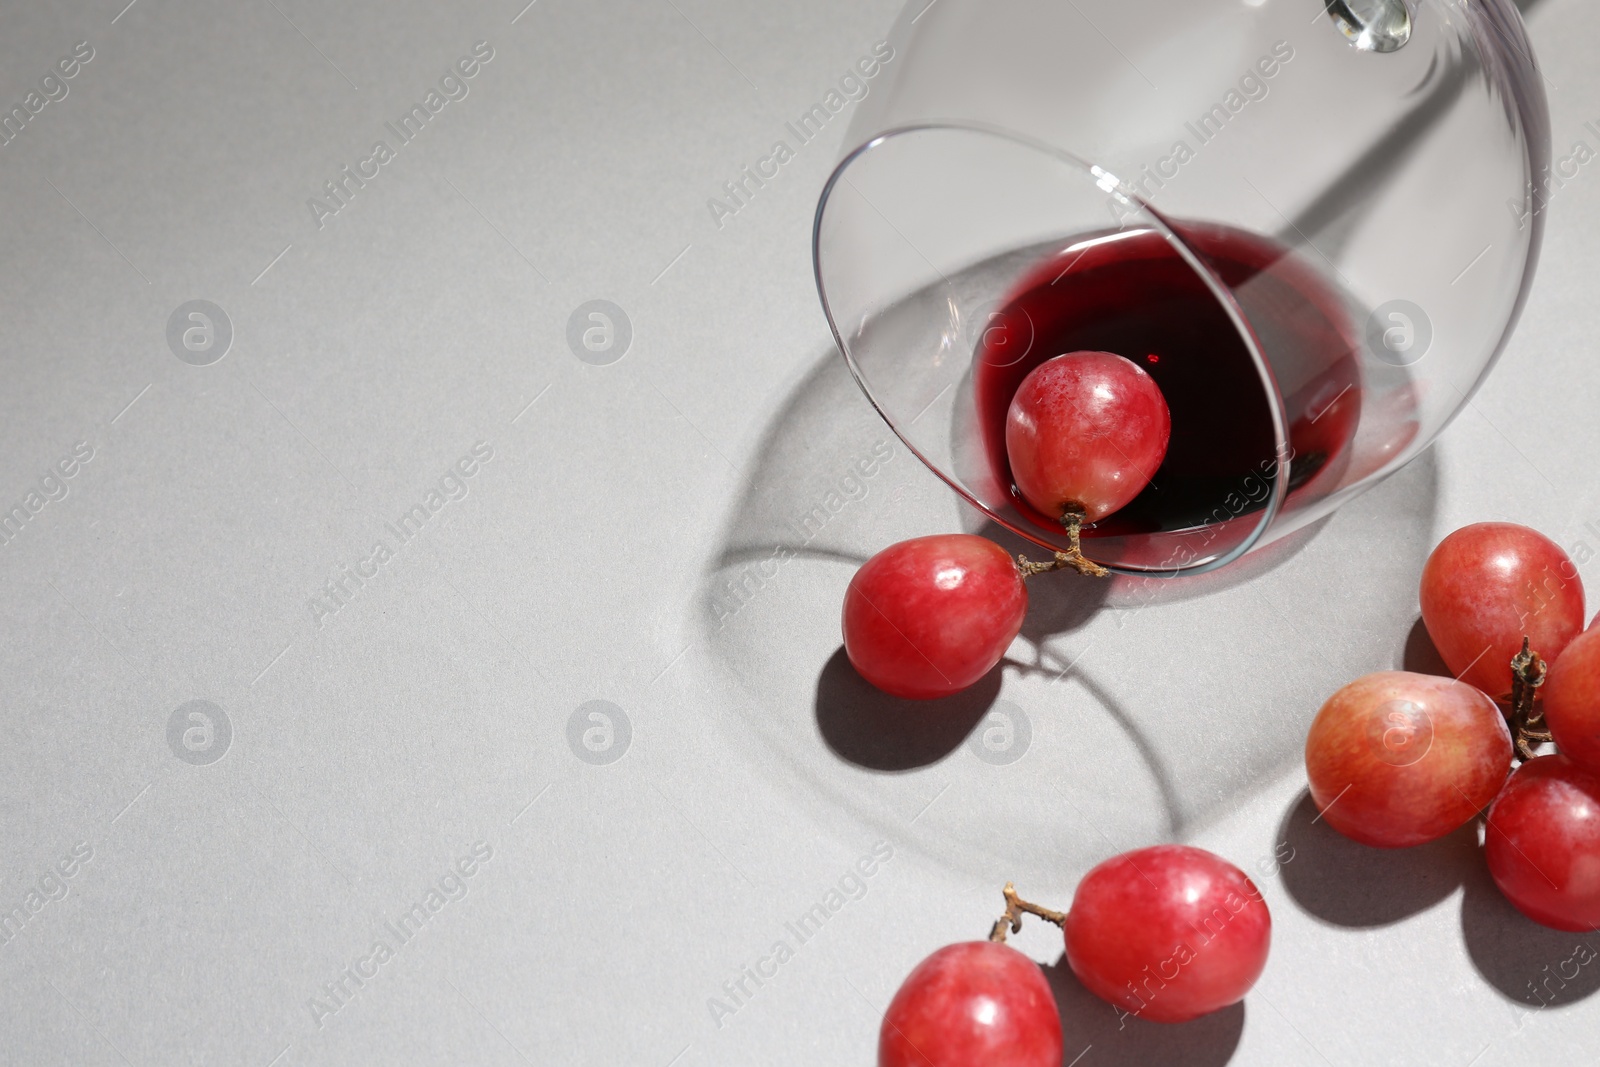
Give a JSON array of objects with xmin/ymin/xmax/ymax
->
[{"xmin": 1308, "ymin": 521, "xmax": 1598, "ymax": 932}]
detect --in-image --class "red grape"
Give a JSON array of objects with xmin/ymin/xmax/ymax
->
[
  {"xmin": 843, "ymin": 535, "xmax": 1027, "ymax": 699},
  {"xmin": 1485, "ymin": 755, "xmax": 1600, "ymax": 931},
  {"xmin": 1005, "ymin": 350, "xmax": 1171, "ymax": 523},
  {"xmin": 1062, "ymin": 845, "xmax": 1270, "ymax": 1024},
  {"xmin": 879, "ymin": 941, "xmax": 1061, "ymax": 1067},
  {"xmin": 1304, "ymin": 671, "xmax": 1511, "ymax": 848},
  {"xmin": 1419, "ymin": 522, "xmax": 1585, "ymax": 699},
  {"xmin": 1542, "ymin": 627, "xmax": 1600, "ymax": 775}
]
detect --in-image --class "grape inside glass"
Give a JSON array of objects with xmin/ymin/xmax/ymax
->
[{"xmin": 812, "ymin": 0, "xmax": 1547, "ymax": 576}]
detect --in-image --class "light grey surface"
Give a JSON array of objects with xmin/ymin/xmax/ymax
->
[{"xmin": 0, "ymin": 1, "xmax": 1596, "ymax": 1065}]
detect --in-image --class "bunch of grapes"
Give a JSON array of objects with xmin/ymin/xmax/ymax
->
[{"xmin": 1307, "ymin": 520, "xmax": 1596, "ymax": 933}]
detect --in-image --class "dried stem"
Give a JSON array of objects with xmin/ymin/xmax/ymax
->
[
  {"xmin": 988, "ymin": 881, "xmax": 1068, "ymax": 943},
  {"xmin": 1508, "ymin": 637, "xmax": 1550, "ymax": 762},
  {"xmin": 1016, "ymin": 504, "xmax": 1110, "ymax": 580}
]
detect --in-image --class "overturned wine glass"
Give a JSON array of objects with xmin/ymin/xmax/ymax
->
[{"xmin": 814, "ymin": 0, "xmax": 1548, "ymax": 575}]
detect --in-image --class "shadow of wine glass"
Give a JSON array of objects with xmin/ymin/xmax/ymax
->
[
  {"xmin": 706, "ymin": 347, "xmax": 903, "ymax": 580},
  {"xmin": 1041, "ymin": 956, "xmax": 1246, "ymax": 1067},
  {"xmin": 1459, "ymin": 850, "xmax": 1600, "ymax": 1007},
  {"xmin": 700, "ymin": 337, "xmax": 1442, "ymax": 882},
  {"xmin": 978, "ymin": 519, "xmax": 1113, "ymax": 643},
  {"xmin": 1276, "ymin": 791, "xmax": 1479, "ymax": 927},
  {"xmin": 814, "ymin": 638, "xmax": 1188, "ymax": 846}
]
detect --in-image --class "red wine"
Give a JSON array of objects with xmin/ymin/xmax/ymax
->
[{"xmin": 973, "ymin": 222, "xmax": 1362, "ymax": 546}]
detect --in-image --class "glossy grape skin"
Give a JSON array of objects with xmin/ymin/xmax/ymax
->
[
  {"xmin": 1005, "ymin": 351, "xmax": 1171, "ymax": 523},
  {"xmin": 843, "ymin": 535, "xmax": 1027, "ymax": 699},
  {"xmin": 1304, "ymin": 671, "xmax": 1512, "ymax": 848},
  {"xmin": 1062, "ymin": 845, "xmax": 1270, "ymax": 1024},
  {"xmin": 1419, "ymin": 522, "xmax": 1585, "ymax": 699},
  {"xmin": 1543, "ymin": 628, "xmax": 1600, "ymax": 776},
  {"xmin": 879, "ymin": 941, "xmax": 1062, "ymax": 1067},
  {"xmin": 1486, "ymin": 755, "xmax": 1600, "ymax": 931}
]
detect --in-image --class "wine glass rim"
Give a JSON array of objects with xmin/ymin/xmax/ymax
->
[{"xmin": 811, "ymin": 119, "xmax": 1292, "ymax": 577}]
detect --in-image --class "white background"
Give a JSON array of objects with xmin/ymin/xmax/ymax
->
[{"xmin": 0, "ymin": 0, "xmax": 1596, "ymax": 1064}]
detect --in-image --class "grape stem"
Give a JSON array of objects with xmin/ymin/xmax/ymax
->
[
  {"xmin": 1508, "ymin": 636, "xmax": 1551, "ymax": 762},
  {"xmin": 1016, "ymin": 504, "xmax": 1110, "ymax": 579},
  {"xmin": 988, "ymin": 881, "xmax": 1067, "ymax": 943}
]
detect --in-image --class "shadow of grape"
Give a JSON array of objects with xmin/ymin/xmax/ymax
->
[
  {"xmin": 1041, "ymin": 956, "xmax": 1245, "ymax": 1067},
  {"xmin": 1402, "ymin": 617, "xmax": 1452, "ymax": 677},
  {"xmin": 1460, "ymin": 851, "xmax": 1600, "ymax": 1007},
  {"xmin": 814, "ymin": 646, "xmax": 1000, "ymax": 771},
  {"xmin": 1276, "ymin": 790, "xmax": 1478, "ymax": 927}
]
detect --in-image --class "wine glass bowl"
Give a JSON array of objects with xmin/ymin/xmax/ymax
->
[{"xmin": 813, "ymin": 0, "xmax": 1548, "ymax": 576}]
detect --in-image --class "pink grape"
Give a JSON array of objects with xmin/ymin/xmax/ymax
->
[
  {"xmin": 1542, "ymin": 627, "xmax": 1600, "ymax": 776},
  {"xmin": 1304, "ymin": 671, "xmax": 1511, "ymax": 848},
  {"xmin": 1419, "ymin": 522, "xmax": 1585, "ymax": 699},
  {"xmin": 879, "ymin": 941, "xmax": 1061, "ymax": 1067},
  {"xmin": 1486, "ymin": 755, "xmax": 1600, "ymax": 931},
  {"xmin": 843, "ymin": 535, "xmax": 1026, "ymax": 699},
  {"xmin": 1005, "ymin": 350, "xmax": 1171, "ymax": 523},
  {"xmin": 1062, "ymin": 845, "xmax": 1270, "ymax": 1023}
]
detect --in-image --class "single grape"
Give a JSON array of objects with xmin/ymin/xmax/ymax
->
[
  {"xmin": 1542, "ymin": 627, "xmax": 1600, "ymax": 776},
  {"xmin": 1419, "ymin": 522, "xmax": 1585, "ymax": 699},
  {"xmin": 1062, "ymin": 845, "xmax": 1270, "ymax": 1024},
  {"xmin": 843, "ymin": 535, "xmax": 1027, "ymax": 699},
  {"xmin": 879, "ymin": 941, "xmax": 1061, "ymax": 1067},
  {"xmin": 1005, "ymin": 350, "xmax": 1171, "ymax": 524},
  {"xmin": 1486, "ymin": 755, "xmax": 1600, "ymax": 931},
  {"xmin": 1304, "ymin": 671, "xmax": 1511, "ymax": 848}
]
